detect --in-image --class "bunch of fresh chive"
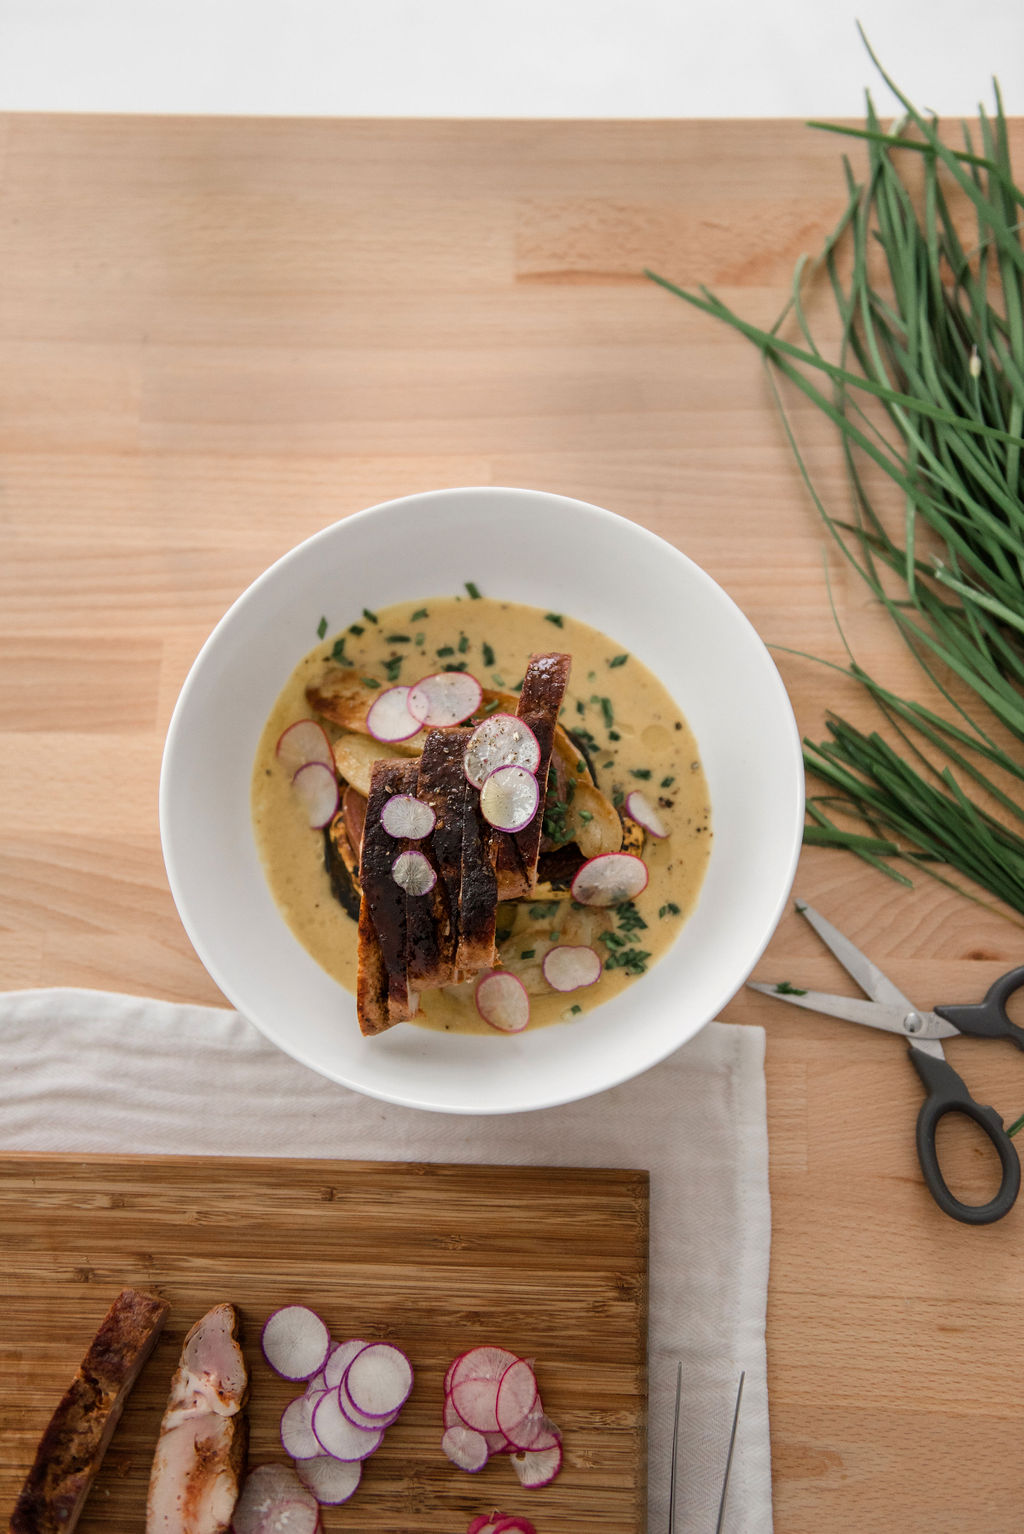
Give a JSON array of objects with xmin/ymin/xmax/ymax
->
[{"xmin": 647, "ymin": 31, "xmax": 1024, "ymax": 924}]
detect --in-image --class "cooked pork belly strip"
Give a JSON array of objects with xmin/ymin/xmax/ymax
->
[
  {"xmin": 146, "ymin": 1303, "xmax": 248, "ymax": 1534},
  {"xmin": 495, "ymin": 652, "xmax": 572, "ymax": 899},
  {"xmin": 457, "ymin": 780, "xmax": 499, "ymax": 972},
  {"xmin": 390, "ymin": 757, "xmax": 445, "ymax": 993},
  {"xmin": 359, "ymin": 759, "xmax": 417, "ymax": 1026},
  {"xmin": 414, "ymin": 728, "xmax": 469, "ymax": 988},
  {"xmin": 9, "ymin": 1287, "xmax": 169, "ymax": 1534}
]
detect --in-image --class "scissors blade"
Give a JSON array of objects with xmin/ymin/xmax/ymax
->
[
  {"xmin": 795, "ymin": 900, "xmax": 917, "ymax": 1010},
  {"xmin": 715, "ymin": 1371, "xmax": 745, "ymax": 1534},
  {"xmin": 747, "ymin": 983, "xmax": 958, "ymax": 1039}
]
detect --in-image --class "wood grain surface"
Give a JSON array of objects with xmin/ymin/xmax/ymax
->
[
  {"xmin": 0, "ymin": 113, "xmax": 1023, "ymax": 1532},
  {"xmin": 0, "ymin": 1155, "xmax": 648, "ymax": 1532}
]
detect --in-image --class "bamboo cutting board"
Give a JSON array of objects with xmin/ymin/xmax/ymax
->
[{"xmin": 0, "ymin": 1154, "xmax": 648, "ymax": 1533}]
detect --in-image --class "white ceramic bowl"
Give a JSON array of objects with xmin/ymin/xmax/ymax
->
[{"xmin": 160, "ymin": 487, "xmax": 803, "ymax": 1114}]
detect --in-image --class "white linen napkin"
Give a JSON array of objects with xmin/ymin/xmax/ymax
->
[{"xmin": 0, "ymin": 987, "xmax": 772, "ymax": 1532}]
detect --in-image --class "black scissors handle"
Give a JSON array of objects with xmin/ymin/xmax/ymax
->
[
  {"xmin": 908, "ymin": 1046, "xmax": 1021, "ymax": 1225},
  {"xmin": 935, "ymin": 965, "xmax": 1024, "ymax": 1049}
]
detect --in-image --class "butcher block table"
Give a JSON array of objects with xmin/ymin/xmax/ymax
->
[{"xmin": 1, "ymin": 113, "xmax": 1023, "ymax": 1531}]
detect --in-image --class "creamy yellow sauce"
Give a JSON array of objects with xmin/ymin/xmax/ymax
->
[{"xmin": 251, "ymin": 594, "xmax": 711, "ymax": 1034}]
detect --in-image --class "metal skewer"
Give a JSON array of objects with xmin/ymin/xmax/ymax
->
[{"xmin": 715, "ymin": 1371, "xmax": 745, "ymax": 1534}]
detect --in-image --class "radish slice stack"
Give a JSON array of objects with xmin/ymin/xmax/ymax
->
[
  {"xmin": 408, "ymin": 671, "xmax": 483, "ymax": 727},
  {"xmin": 232, "ymin": 1464, "xmax": 320, "ymax": 1534},
  {"xmin": 276, "ymin": 719, "xmax": 341, "ymax": 830},
  {"xmin": 466, "ymin": 1517, "xmax": 538, "ymax": 1534},
  {"xmin": 261, "ymin": 1309, "xmax": 415, "ymax": 1514},
  {"xmin": 442, "ymin": 1347, "xmax": 562, "ymax": 1490},
  {"xmin": 463, "ymin": 715, "xmax": 541, "ymax": 789},
  {"xmin": 366, "ymin": 685, "xmax": 422, "ymax": 743}
]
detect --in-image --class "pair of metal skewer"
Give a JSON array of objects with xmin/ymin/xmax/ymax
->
[{"xmin": 668, "ymin": 1363, "xmax": 745, "ymax": 1533}]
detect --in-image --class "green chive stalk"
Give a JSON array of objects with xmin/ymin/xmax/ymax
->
[{"xmin": 647, "ymin": 30, "xmax": 1024, "ymax": 921}]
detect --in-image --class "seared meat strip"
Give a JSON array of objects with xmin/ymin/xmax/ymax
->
[
  {"xmin": 389, "ymin": 758, "xmax": 446, "ymax": 994},
  {"xmin": 359, "ymin": 758, "xmax": 417, "ymax": 1028},
  {"xmin": 495, "ymin": 652, "xmax": 572, "ymax": 898},
  {"xmin": 146, "ymin": 1303, "xmax": 248, "ymax": 1534},
  {"xmin": 457, "ymin": 778, "xmax": 498, "ymax": 972},
  {"xmin": 414, "ymin": 728, "xmax": 469, "ymax": 987},
  {"xmin": 9, "ymin": 1288, "xmax": 169, "ymax": 1534}
]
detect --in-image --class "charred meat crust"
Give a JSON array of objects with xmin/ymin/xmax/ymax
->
[
  {"xmin": 457, "ymin": 784, "xmax": 498, "ymax": 971},
  {"xmin": 9, "ymin": 1288, "xmax": 170, "ymax": 1534},
  {"xmin": 495, "ymin": 652, "xmax": 571, "ymax": 898},
  {"xmin": 414, "ymin": 729, "xmax": 469, "ymax": 987},
  {"xmin": 359, "ymin": 759, "xmax": 417, "ymax": 1026}
]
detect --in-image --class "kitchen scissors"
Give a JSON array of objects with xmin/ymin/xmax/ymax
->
[{"xmin": 749, "ymin": 900, "xmax": 1024, "ymax": 1226}]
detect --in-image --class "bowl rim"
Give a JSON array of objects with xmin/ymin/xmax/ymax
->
[{"xmin": 160, "ymin": 486, "xmax": 805, "ymax": 1113}]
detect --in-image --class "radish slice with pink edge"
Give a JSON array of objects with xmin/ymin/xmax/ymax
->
[
  {"xmin": 450, "ymin": 1375, "xmax": 501, "ymax": 1433},
  {"xmin": 291, "ymin": 761, "xmax": 340, "ymax": 830},
  {"xmin": 294, "ymin": 1453, "xmax": 362, "ymax": 1506},
  {"xmin": 310, "ymin": 1389, "xmax": 383, "ymax": 1461},
  {"xmin": 490, "ymin": 1520, "xmax": 540, "ymax": 1534},
  {"xmin": 478, "ymin": 764, "xmax": 539, "ymax": 832},
  {"xmin": 448, "ymin": 1346, "xmax": 519, "ymax": 1390},
  {"xmin": 280, "ymin": 1394, "xmax": 323, "ymax": 1461},
  {"xmin": 392, "ymin": 849, "xmax": 437, "ymax": 896},
  {"xmin": 570, "ymin": 851, "xmax": 649, "ymax": 907},
  {"xmin": 444, "ymin": 1394, "xmax": 510, "ymax": 1454},
  {"xmin": 338, "ymin": 1373, "xmax": 401, "ymax": 1430},
  {"xmin": 276, "ymin": 719, "xmax": 334, "ymax": 775},
  {"xmin": 542, "ymin": 944, "xmax": 603, "ymax": 993},
  {"xmin": 494, "ymin": 1359, "xmax": 539, "ymax": 1436},
  {"xmin": 625, "ymin": 789, "xmax": 669, "ymax": 839},
  {"xmin": 344, "ymin": 1341, "xmax": 415, "ymax": 1418},
  {"xmin": 442, "ymin": 1423, "xmax": 490, "ymax": 1472},
  {"xmin": 474, "ymin": 971, "xmax": 530, "ymax": 1034},
  {"xmin": 511, "ymin": 1439, "xmax": 563, "ymax": 1488},
  {"xmin": 381, "ymin": 793, "xmax": 436, "ymax": 840},
  {"xmin": 366, "ymin": 684, "xmax": 422, "ymax": 743},
  {"xmin": 407, "ymin": 671, "xmax": 483, "ymax": 727},
  {"xmin": 504, "ymin": 1409, "xmax": 562, "ymax": 1454},
  {"xmin": 261, "ymin": 1306, "xmax": 331, "ymax": 1381},
  {"xmin": 232, "ymin": 1466, "xmax": 319, "ymax": 1534},
  {"xmin": 463, "ymin": 714, "xmax": 541, "ymax": 789}
]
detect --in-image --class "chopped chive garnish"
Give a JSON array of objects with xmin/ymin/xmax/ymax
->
[
  {"xmin": 385, "ymin": 633, "xmax": 410, "ymax": 643},
  {"xmin": 362, "ymin": 608, "xmax": 379, "ymax": 624},
  {"xmin": 630, "ymin": 768, "xmax": 652, "ymax": 780},
  {"xmin": 521, "ymin": 949, "xmax": 536, "ymax": 959},
  {"xmin": 348, "ymin": 623, "xmax": 364, "ymax": 636},
  {"xmin": 616, "ymin": 902, "xmax": 648, "ymax": 933},
  {"xmin": 659, "ymin": 902, "xmax": 682, "ymax": 918},
  {"xmin": 608, "ymin": 730, "xmax": 621, "ymax": 741},
  {"xmin": 600, "ymin": 931, "xmax": 626, "ymax": 948},
  {"xmin": 410, "ymin": 607, "xmax": 428, "ymax": 621},
  {"xmin": 545, "ymin": 613, "xmax": 564, "ymax": 627},
  {"xmin": 604, "ymin": 948, "xmax": 650, "ymax": 975},
  {"xmin": 436, "ymin": 645, "xmax": 455, "ymax": 657},
  {"xmin": 491, "ymin": 672, "xmax": 505, "ymax": 687},
  {"xmin": 458, "ymin": 634, "xmax": 470, "ymax": 654},
  {"xmin": 528, "ymin": 903, "xmax": 559, "ymax": 918},
  {"xmin": 576, "ymin": 700, "xmax": 585, "ymax": 716},
  {"xmin": 774, "ymin": 980, "xmax": 808, "ymax": 996},
  {"xmin": 482, "ymin": 642, "xmax": 496, "ymax": 669},
  {"xmin": 612, "ymin": 786, "xmax": 625, "ymax": 807},
  {"xmin": 331, "ymin": 637, "xmax": 350, "ymax": 664},
  {"xmin": 383, "ymin": 656, "xmax": 403, "ymax": 682},
  {"xmin": 599, "ymin": 697, "xmax": 614, "ymax": 730},
  {"xmin": 495, "ymin": 927, "xmax": 512, "ymax": 943},
  {"xmin": 661, "ymin": 776, "xmax": 675, "ymax": 788},
  {"xmin": 415, "ymin": 632, "xmax": 425, "ymax": 645},
  {"xmin": 549, "ymin": 931, "xmax": 560, "ymax": 942},
  {"xmin": 317, "ymin": 616, "xmax": 328, "ymax": 640},
  {"xmin": 570, "ymin": 1004, "xmax": 582, "ymax": 1015},
  {"xmin": 603, "ymin": 761, "xmax": 615, "ymax": 769},
  {"xmin": 609, "ymin": 654, "xmax": 629, "ymax": 668},
  {"xmin": 361, "ymin": 676, "xmax": 381, "ymax": 689},
  {"xmin": 465, "ymin": 581, "xmax": 482, "ymax": 599},
  {"xmin": 578, "ymin": 809, "xmax": 593, "ymax": 823},
  {"xmin": 481, "ymin": 697, "xmax": 501, "ymax": 716},
  {"xmin": 443, "ymin": 661, "xmax": 469, "ymax": 672},
  {"xmin": 576, "ymin": 759, "xmax": 585, "ymax": 772}
]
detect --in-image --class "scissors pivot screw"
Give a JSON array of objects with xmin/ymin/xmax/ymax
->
[{"xmin": 903, "ymin": 1010, "xmax": 926, "ymax": 1035}]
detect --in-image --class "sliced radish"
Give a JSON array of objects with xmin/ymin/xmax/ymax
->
[
  {"xmin": 233, "ymin": 1467, "xmax": 319, "ymax": 1534},
  {"xmin": 276, "ymin": 719, "xmax": 334, "ymax": 775},
  {"xmin": 463, "ymin": 714, "xmax": 541, "ymax": 789},
  {"xmin": 311, "ymin": 1388, "xmax": 384, "ymax": 1461},
  {"xmin": 495, "ymin": 1359, "xmax": 539, "ymax": 1436},
  {"xmin": 442, "ymin": 1423, "xmax": 490, "ymax": 1472},
  {"xmin": 339, "ymin": 1373, "xmax": 401, "ymax": 1431},
  {"xmin": 625, "ymin": 789, "xmax": 668, "ymax": 838},
  {"xmin": 511, "ymin": 1441, "xmax": 563, "ymax": 1489},
  {"xmin": 381, "ymin": 793, "xmax": 436, "ymax": 840},
  {"xmin": 450, "ymin": 1375, "xmax": 501, "ymax": 1434},
  {"xmin": 448, "ymin": 1347, "xmax": 519, "ymax": 1390},
  {"xmin": 366, "ymin": 684, "xmax": 422, "ymax": 743},
  {"xmin": 475, "ymin": 971, "xmax": 530, "ymax": 1034},
  {"xmin": 504, "ymin": 1410, "xmax": 561, "ymax": 1454},
  {"xmin": 490, "ymin": 1520, "xmax": 539, "ymax": 1534},
  {"xmin": 294, "ymin": 1453, "xmax": 362, "ymax": 1506},
  {"xmin": 570, "ymin": 851, "xmax": 649, "ymax": 906},
  {"xmin": 291, "ymin": 761, "xmax": 340, "ymax": 830},
  {"xmin": 262, "ymin": 1306, "xmax": 331, "ymax": 1382},
  {"xmin": 479, "ymin": 765, "xmax": 539, "ymax": 832},
  {"xmin": 392, "ymin": 848, "xmax": 437, "ymax": 895},
  {"xmin": 344, "ymin": 1342, "xmax": 414, "ymax": 1418},
  {"xmin": 323, "ymin": 1338, "xmax": 367, "ymax": 1390},
  {"xmin": 280, "ymin": 1394, "xmax": 323, "ymax": 1461},
  {"xmin": 408, "ymin": 671, "xmax": 483, "ymax": 727},
  {"xmin": 542, "ymin": 944, "xmax": 602, "ymax": 993}
]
